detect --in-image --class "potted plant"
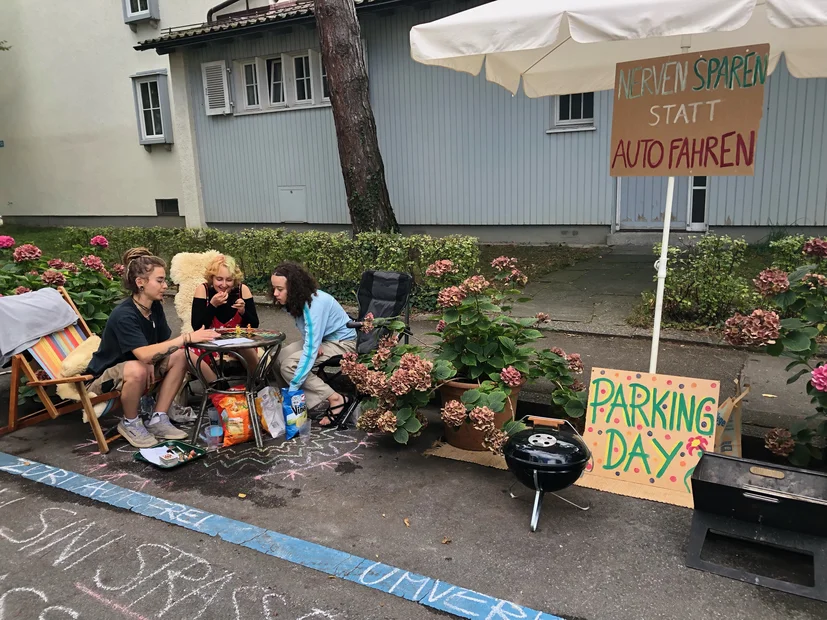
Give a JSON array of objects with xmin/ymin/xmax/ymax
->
[
  {"xmin": 341, "ymin": 256, "xmax": 588, "ymax": 452},
  {"xmin": 724, "ymin": 237, "xmax": 827, "ymax": 467}
]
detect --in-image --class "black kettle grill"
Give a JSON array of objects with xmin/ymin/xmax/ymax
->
[{"xmin": 504, "ymin": 422, "xmax": 592, "ymax": 531}]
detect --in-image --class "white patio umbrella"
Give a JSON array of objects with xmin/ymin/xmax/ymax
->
[{"xmin": 410, "ymin": 0, "xmax": 827, "ymax": 373}]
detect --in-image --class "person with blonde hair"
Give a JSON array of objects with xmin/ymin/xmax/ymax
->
[
  {"xmin": 87, "ymin": 248, "xmax": 220, "ymax": 448},
  {"xmin": 190, "ymin": 254, "xmax": 259, "ymax": 380}
]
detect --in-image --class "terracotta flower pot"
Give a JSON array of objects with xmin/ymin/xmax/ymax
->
[{"xmin": 439, "ymin": 379, "xmax": 522, "ymax": 451}]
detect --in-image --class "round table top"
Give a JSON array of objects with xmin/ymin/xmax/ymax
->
[{"xmin": 186, "ymin": 328, "xmax": 286, "ymax": 352}]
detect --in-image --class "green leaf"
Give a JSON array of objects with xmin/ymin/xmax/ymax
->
[
  {"xmin": 789, "ymin": 264, "xmax": 816, "ymax": 283},
  {"xmin": 790, "ymin": 420, "xmax": 810, "ymax": 436},
  {"xmin": 780, "ymin": 318, "xmax": 807, "ymax": 330},
  {"xmin": 393, "ymin": 428, "xmax": 410, "ymax": 444},
  {"xmin": 503, "ymin": 419, "xmax": 529, "ymax": 436},
  {"xmin": 785, "ymin": 359, "xmax": 809, "ymax": 372},
  {"xmin": 460, "ymin": 353, "xmax": 477, "ymax": 367},
  {"xmin": 461, "ymin": 389, "xmax": 482, "ymax": 405},
  {"xmin": 465, "ymin": 341, "xmax": 482, "ymax": 355},
  {"xmin": 404, "ymin": 417, "xmax": 423, "ymax": 434},
  {"xmin": 444, "ymin": 308, "xmax": 460, "ymax": 324},
  {"xmin": 396, "ymin": 407, "xmax": 413, "ymax": 423},
  {"xmin": 93, "ymin": 312, "xmax": 108, "ymax": 321},
  {"xmin": 487, "ymin": 391, "xmax": 507, "ymax": 413},
  {"xmin": 483, "ymin": 342, "xmax": 498, "ymax": 357},
  {"xmin": 469, "ymin": 366, "xmax": 485, "ymax": 379},
  {"xmin": 781, "ymin": 331, "xmax": 813, "ymax": 352},
  {"xmin": 513, "ymin": 361, "xmax": 530, "ymax": 374},
  {"xmin": 433, "ymin": 361, "xmax": 456, "ymax": 381},
  {"xmin": 808, "ymin": 445, "xmax": 823, "ymax": 461},
  {"xmin": 787, "ymin": 368, "xmax": 811, "ymax": 384},
  {"xmin": 517, "ymin": 297, "xmax": 532, "ymax": 303},
  {"xmin": 802, "ymin": 306, "xmax": 826, "ymax": 324},
  {"xmin": 389, "ymin": 320, "xmax": 406, "ymax": 331},
  {"xmin": 766, "ymin": 341, "xmax": 784, "ymax": 356},
  {"xmin": 564, "ymin": 399, "xmax": 586, "ymax": 418},
  {"xmin": 788, "ymin": 443, "xmax": 811, "ymax": 467},
  {"xmin": 497, "ymin": 336, "xmax": 516, "ymax": 351},
  {"xmin": 774, "ymin": 290, "xmax": 798, "ymax": 309}
]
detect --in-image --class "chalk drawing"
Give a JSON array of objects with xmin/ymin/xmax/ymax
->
[
  {"xmin": 0, "ymin": 488, "xmax": 341, "ymax": 620},
  {"xmin": 70, "ymin": 427, "xmax": 373, "ymax": 494}
]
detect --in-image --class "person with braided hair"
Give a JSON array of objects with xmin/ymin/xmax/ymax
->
[{"xmin": 87, "ymin": 248, "xmax": 220, "ymax": 447}]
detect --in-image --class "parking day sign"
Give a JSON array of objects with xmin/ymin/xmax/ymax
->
[
  {"xmin": 576, "ymin": 368, "xmax": 721, "ymax": 508},
  {"xmin": 610, "ymin": 43, "xmax": 769, "ymax": 177}
]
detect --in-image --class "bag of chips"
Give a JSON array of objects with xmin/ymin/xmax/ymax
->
[
  {"xmin": 210, "ymin": 387, "xmax": 253, "ymax": 447},
  {"xmin": 281, "ymin": 387, "xmax": 308, "ymax": 440},
  {"xmin": 255, "ymin": 386, "xmax": 285, "ymax": 439}
]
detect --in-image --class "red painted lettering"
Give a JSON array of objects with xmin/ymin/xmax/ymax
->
[
  {"xmin": 647, "ymin": 140, "xmax": 665, "ymax": 169},
  {"xmin": 669, "ymin": 138, "xmax": 683, "ymax": 169},
  {"xmin": 612, "ymin": 141, "xmax": 628, "ymax": 169},
  {"xmin": 691, "ymin": 138, "xmax": 705, "ymax": 169},
  {"xmin": 675, "ymin": 139, "xmax": 691, "ymax": 170},
  {"xmin": 735, "ymin": 130, "xmax": 755, "ymax": 167},
  {"xmin": 704, "ymin": 136, "xmax": 720, "ymax": 167},
  {"xmin": 720, "ymin": 131, "xmax": 736, "ymax": 168}
]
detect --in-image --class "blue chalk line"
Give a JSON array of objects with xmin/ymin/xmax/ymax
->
[{"xmin": 0, "ymin": 451, "xmax": 562, "ymax": 620}]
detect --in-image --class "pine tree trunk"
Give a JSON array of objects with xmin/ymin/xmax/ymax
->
[{"xmin": 314, "ymin": 0, "xmax": 400, "ymax": 234}]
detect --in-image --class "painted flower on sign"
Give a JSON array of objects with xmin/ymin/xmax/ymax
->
[{"xmin": 686, "ymin": 435, "xmax": 708, "ymax": 456}]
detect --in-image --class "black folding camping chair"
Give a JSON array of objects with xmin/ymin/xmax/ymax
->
[{"xmin": 315, "ymin": 270, "xmax": 414, "ymax": 429}]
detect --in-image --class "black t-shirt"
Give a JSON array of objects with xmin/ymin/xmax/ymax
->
[{"xmin": 87, "ymin": 298, "xmax": 172, "ymax": 377}]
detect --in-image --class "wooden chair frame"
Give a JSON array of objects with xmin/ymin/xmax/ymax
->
[{"xmin": 0, "ymin": 287, "xmax": 120, "ymax": 453}]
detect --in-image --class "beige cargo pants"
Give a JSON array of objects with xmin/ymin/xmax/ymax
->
[{"xmin": 274, "ymin": 339, "xmax": 357, "ymax": 409}]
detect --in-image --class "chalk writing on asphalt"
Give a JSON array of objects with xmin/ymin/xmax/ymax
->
[{"xmin": 0, "ymin": 486, "xmax": 340, "ymax": 620}]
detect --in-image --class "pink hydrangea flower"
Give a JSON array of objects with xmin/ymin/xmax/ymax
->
[
  {"xmin": 436, "ymin": 320, "xmax": 446, "ymax": 333},
  {"xmin": 41, "ymin": 269, "xmax": 67, "ymax": 287},
  {"xmin": 89, "ymin": 235, "xmax": 109, "ymax": 248},
  {"xmin": 81, "ymin": 255, "xmax": 105, "ymax": 272},
  {"xmin": 361, "ymin": 312, "xmax": 375, "ymax": 333},
  {"xmin": 535, "ymin": 312, "xmax": 550, "ymax": 323},
  {"xmin": 500, "ymin": 366, "xmax": 523, "ymax": 388},
  {"xmin": 724, "ymin": 309, "xmax": 781, "ymax": 346},
  {"xmin": 111, "ymin": 263, "xmax": 125, "ymax": 277},
  {"xmin": 753, "ymin": 268, "xmax": 789, "ymax": 297},
  {"xmin": 12, "ymin": 244, "xmax": 42, "ymax": 262},
  {"xmin": 505, "ymin": 269, "xmax": 528, "ymax": 287},
  {"xmin": 437, "ymin": 286, "xmax": 466, "ymax": 308},
  {"xmin": 803, "ymin": 237, "xmax": 827, "ymax": 259},
  {"xmin": 13, "ymin": 286, "xmax": 31, "ymax": 295},
  {"xmin": 811, "ymin": 365, "xmax": 827, "ymax": 392},
  {"xmin": 0, "ymin": 236, "xmax": 15, "ymax": 249},
  {"xmin": 47, "ymin": 258, "xmax": 66, "ymax": 269},
  {"xmin": 491, "ymin": 256, "xmax": 517, "ymax": 272},
  {"xmin": 460, "ymin": 275, "xmax": 490, "ymax": 295},
  {"xmin": 426, "ymin": 260, "xmax": 456, "ymax": 278}
]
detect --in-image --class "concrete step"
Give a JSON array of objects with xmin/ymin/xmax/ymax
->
[{"xmin": 607, "ymin": 231, "xmax": 700, "ymax": 248}]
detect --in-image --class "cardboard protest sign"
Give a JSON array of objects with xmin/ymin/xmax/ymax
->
[
  {"xmin": 577, "ymin": 368, "xmax": 720, "ymax": 508},
  {"xmin": 610, "ymin": 44, "xmax": 769, "ymax": 177},
  {"xmin": 714, "ymin": 383, "xmax": 749, "ymax": 458}
]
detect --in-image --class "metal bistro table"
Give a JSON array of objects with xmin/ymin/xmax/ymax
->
[{"xmin": 185, "ymin": 329, "xmax": 286, "ymax": 449}]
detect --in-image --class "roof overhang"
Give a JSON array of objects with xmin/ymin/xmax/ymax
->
[{"xmin": 135, "ymin": 0, "xmax": 411, "ymax": 54}]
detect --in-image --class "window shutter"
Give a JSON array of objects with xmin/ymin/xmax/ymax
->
[{"xmin": 202, "ymin": 61, "xmax": 231, "ymax": 116}]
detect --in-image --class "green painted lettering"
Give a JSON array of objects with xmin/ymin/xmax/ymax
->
[
  {"xmin": 604, "ymin": 429, "xmax": 627, "ymax": 470},
  {"xmin": 623, "ymin": 434, "xmax": 652, "ymax": 475},
  {"xmin": 729, "ymin": 54, "xmax": 744, "ymax": 88},
  {"xmin": 589, "ymin": 378, "xmax": 615, "ymax": 423},
  {"xmin": 743, "ymin": 51, "xmax": 755, "ymax": 86},
  {"xmin": 650, "ymin": 388, "xmax": 670, "ymax": 429},
  {"xmin": 651, "ymin": 438, "xmax": 683, "ymax": 478},
  {"xmin": 675, "ymin": 60, "xmax": 688, "ymax": 93},
  {"xmin": 692, "ymin": 58, "xmax": 707, "ymax": 91},
  {"xmin": 707, "ymin": 57, "xmax": 721, "ymax": 90},
  {"xmin": 628, "ymin": 383, "xmax": 651, "ymax": 427},
  {"xmin": 677, "ymin": 393, "xmax": 694, "ymax": 432},
  {"xmin": 609, "ymin": 384, "xmax": 630, "ymax": 423},
  {"xmin": 754, "ymin": 53, "xmax": 768, "ymax": 85},
  {"xmin": 713, "ymin": 55, "xmax": 728, "ymax": 90},
  {"xmin": 695, "ymin": 397, "xmax": 717, "ymax": 437},
  {"xmin": 618, "ymin": 68, "xmax": 633, "ymax": 100}
]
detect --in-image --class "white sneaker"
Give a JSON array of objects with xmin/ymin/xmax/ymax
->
[
  {"xmin": 118, "ymin": 418, "xmax": 158, "ymax": 448},
  {"xmin": 146, "ymin": 413, "xmax": 189, "ymax": 440},
  {"xmin": 169, "ymin": 404, "xmax": 197, "ymax": 425}
]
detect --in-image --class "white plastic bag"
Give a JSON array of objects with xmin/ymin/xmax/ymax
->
[{"xmin": 255, "ymin": 386, "xmax": 285, "ymax": 439}]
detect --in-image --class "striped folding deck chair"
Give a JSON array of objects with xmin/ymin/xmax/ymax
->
[{"xmin": 1, "ymin": 287, "xmax": 120, "ymax": 454}]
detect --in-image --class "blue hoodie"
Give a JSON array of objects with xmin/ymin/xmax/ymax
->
[{"xmin": 289, "ymin": 290, "xmax": 357, "ymax": 390}]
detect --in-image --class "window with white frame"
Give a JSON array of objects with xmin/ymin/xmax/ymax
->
[
  {"xmin": 122, "ymin": 0, "xmax": 159, "ymax": 24},
  {"xmin": 243, "ymin": 62, "xmax": 260, "ymax": 108},
  {"xmin": 294, "ymin": 54, "xmax": 313, "ymax": 103},
  {"xmin": 267, "ymin": 58, "xmax": 285, "ymax": 105},
  {"xmin": 130, "ymin": 70, "xmax": 173, "ymax": 147},
  {"xmin": 689, "ymin": 176, "xmax": 708, "ymax": 229},
  {"xmin": 550, "ymin": 92, "xmax": 595, "ymax": 131},
  {"xmin": 321, "ymin": 60, "xmax": 330, "ymax": 100}
]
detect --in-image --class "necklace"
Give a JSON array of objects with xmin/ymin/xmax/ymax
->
[{"xmin": 132, "ymin": 297, "xmax": 156, "ymax": 329}]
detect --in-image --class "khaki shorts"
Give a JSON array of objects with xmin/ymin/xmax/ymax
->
[{"xmin": 87, "ymin": 358, "xmax": 170, "ymax": 396}]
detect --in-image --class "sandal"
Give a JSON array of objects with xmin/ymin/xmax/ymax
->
[{"xmin": 315, "ymin": 397, "xmax": 353, "ymax": 428}]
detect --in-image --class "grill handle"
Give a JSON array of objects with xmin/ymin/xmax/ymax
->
[{"xmin": 743, "ymin": 491, "xmax": 780, "ymax": 504}]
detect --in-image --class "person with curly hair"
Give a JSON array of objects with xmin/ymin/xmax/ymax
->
[
  {"xmin": 271, "ymin": 262, "xmax": 356, "ymax": 425},
  {"xmin": 87, "ymin": 248, "xmax": 220, "ymax": 447},
  {"xmin": 189, "ymin": 254, "xmax": 259, "ymax": 382}
]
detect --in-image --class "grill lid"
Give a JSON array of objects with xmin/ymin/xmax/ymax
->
[{"xmin": 504, "ymin": 427, "xmax": 591, "ymax": 470}]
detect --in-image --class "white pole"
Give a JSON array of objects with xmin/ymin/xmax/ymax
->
[{"xmin": 649, "ymin": 176, "xmax": 675, "ymax": 374}]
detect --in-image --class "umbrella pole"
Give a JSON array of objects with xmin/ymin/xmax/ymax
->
[{"xmin": 649, "ymin": 176, "xmax": 675, "ymax": 374}]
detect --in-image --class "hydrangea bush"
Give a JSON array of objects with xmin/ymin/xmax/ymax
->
[
  {"xmin": 724, "ymin": 237, "xmax": 827, "ymax": 466},
  {"xmin": 341, "ymin": 256, "xmax": 588, "ymax": 453},
  {"xmin": 0, "ymin": 235, "xmax": 121, "ymax": 335}
]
